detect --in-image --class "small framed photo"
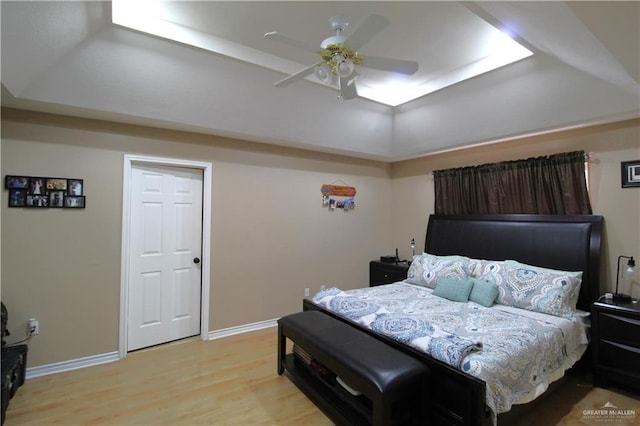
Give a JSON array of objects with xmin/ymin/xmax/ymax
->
[
  {"xmin": 46, "ymin": 178, "xmax": 67, "ymax": 191},
  {"xmin": 67, "ymin": 179, "xmax": 83, "ymax": 196},
  {"xmin": 28, "ymin": 177, "xmax": 46, "ymax": 195},
  {"xmin": 621, "ymin": 160, "xmax": 640, "ymax": 188},
  {"xmin": 8, "ymin": 189, "xmax": 27, "ymax": 207},
  {"xmin": 64, "ymin": 196, "xmax": 85, "ymax": 208},
  {"xmin": 5, "ymin": 176, "xmax": 29, "ymax": 189},
  {"xmin": 26, "ymin": 194, "xmax": 49, "ymax": 208},
  {"xmin": 49, "ymin": 191, "xmax": 65, "ymax": 208}
]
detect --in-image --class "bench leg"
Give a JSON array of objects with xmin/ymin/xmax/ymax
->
[
  {"xmin": 277, "ymin": 324, "xmax": 285, "ymax": 375},
  {"xmin": 372, "ymin": 394, "xmax": 392, "ymax": 426}
]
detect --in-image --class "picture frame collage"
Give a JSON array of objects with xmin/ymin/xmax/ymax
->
[{"xmin": 5, "ymin": 175, "xmax": 85, "ymax": 208}]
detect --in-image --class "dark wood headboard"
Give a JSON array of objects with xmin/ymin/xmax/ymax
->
[{"xmin": 425, "ymin": 214, "xmax": 604, "ymax": 312}]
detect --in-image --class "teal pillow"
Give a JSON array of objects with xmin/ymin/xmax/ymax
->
[
  {"xmin": 469, "ymin": 278, "xmax": 499, "ymax": 307},
  {"xmin": 433, "ymin": 278, "xmax": 474, "ymax": 302}
]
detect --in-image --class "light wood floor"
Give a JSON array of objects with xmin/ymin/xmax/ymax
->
[
  {"xmin": 6, "ymin": 328, "xmax": 330, "ymax": 425},
  {"xmin": 5, "ymin": 327, "xmax": 639, "ymax": 425}
]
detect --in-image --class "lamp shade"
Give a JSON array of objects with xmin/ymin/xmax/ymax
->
[
  {"xmin": 614, "ymin": 255, "xmax": 635, "ymax": 302},
  {"xmin": 623, "ymin": 259, "xmax": 636, "ymax": 279},
  {"xmin": 314, "ymin": 63, "xmax": 334, "ymax": 85},
  {"xmin": 336, "ymin": 58, "xmax": 355, "ymax": 77}
]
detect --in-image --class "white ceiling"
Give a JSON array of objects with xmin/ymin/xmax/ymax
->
[
  {"xmin": 112, "ymin": 1, "xmax": 534, "ymax": 106},
  {"xmin": 2, "ymin": 1, "xmax": 639, "ymax": 161}
]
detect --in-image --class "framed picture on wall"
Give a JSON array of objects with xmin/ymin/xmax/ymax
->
[
  {"xmin": 26, "ymin": 194, "xmax": 49, "ymax": 208},
  {"xmin": 621, "ymin": 160, "xmax": 640, "ymax": 188},
  {"xmin": 28, "ymin": 177, "xmax": 46, "ymax": 195},
  {"xmin": 49, "ymin": 191, "xmax": 65, "ymax": 208},
  {"xmin": 5, "ymin": 176, "xmax": 29, "ymax": 189},
  {"xmin": 8, "ymin": 189, "xmax": 27, "ymax": 207},
  {"xmin": 67, "ymin": 179, "xmax": 83, "ymax": 196},
  {"xmin": 46, "ymin": 178, "xmax": 67, "ymax": 191},
  {"xmin": 64, "ymin": 196, "xmax": 85, "ymax": 208},
  {"xmin": 5, "ymin": 174, "xmax": 86, "ymax": 208}
]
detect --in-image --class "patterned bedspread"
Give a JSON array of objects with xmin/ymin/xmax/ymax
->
[
  {"xmin": 312, "ymin": 288, "xmax": 483, "ymax": 368},
  {"xmin": 311, "ymin": 282, "xmax": 588, "ymax": 416}
]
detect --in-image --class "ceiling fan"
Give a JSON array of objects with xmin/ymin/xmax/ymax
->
[{"xmin": 264, "ymin": 14, "xmax": 419, "ymax": 100}]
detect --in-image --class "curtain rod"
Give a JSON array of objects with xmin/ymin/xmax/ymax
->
[{"xmin": 429, "ymin": 151, "xmax": 596, "ymax": 176}]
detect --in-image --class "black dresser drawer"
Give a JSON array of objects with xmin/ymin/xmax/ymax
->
[
  {"xmin": 591, "ymin": 301, "xmax": 640, "ymax": 394},
  {"xmin": 598, "ymin": 312, "xmax": 640, "ymax": 348},
  {"xmin": 598, "ymin": 339, "xmax": 640, "ymax": 374},
  {"xmin": 369, "ymin": 261, "xmax": 409, "ymax": 287}
]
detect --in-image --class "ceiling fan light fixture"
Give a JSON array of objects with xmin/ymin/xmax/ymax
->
[
  {"xmin": 320, "ymin": 35, "xmax": 347, "ymax": 49},
  {"xmin": 314, "ymin": 63, "xmax": 335, "ymax": 85},
  {"xmin": 336, "ymin": 58, "xmax": 355, "ymax": 78},
  {"xmin": 320, "ymin": 44, "xmax": 363, "ymax": 66},
  {"xmin": 265, "ymin": 13, "xmax": 417, "ymax": 102}
]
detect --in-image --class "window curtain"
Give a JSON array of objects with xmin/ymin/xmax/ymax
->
[{"xmin": 433, "ymin": 151, "xmax": 592, "ymax": 215}]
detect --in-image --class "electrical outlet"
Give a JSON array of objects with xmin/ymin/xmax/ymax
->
[
  {"xmin": 320, "ymin": 285, "xmax": 326, "ymax": 291},
  {"xmin": 304, "ymin": 288, "xmax": 310, "ymax": 297},
  {"xmin": 28, "ymin": 318, "xmax": 39, "ymax": 335}
]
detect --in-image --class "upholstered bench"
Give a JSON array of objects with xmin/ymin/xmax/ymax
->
[{"xmin": 278, "ymin": 310, "xmax": 429, "ymax": 426}]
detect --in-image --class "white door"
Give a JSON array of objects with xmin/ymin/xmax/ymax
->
[{"xmin": 127, "ymin": 164, "xmax": 203, "ymax": 351}]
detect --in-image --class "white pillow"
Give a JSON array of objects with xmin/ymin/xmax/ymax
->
[
  {"xmin": 476, "ymin": 259, "xmax": 582, "ymax": 319},
  {"xmin": 405, "ymin": 253, "xmax": 475, "ymax": 289}
]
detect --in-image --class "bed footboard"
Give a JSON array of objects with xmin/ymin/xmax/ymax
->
[{"xmin": 302, "ymin": 298, "xmax": 487, "ymax": 425}]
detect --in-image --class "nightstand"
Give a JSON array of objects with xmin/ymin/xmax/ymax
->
[
  {"xmin": 591, "ymin": 301, "xmax": 640, "ymax": 394},
  {"xmin": 369, "ymin": 260, "xmax": 409, "ymax": 287}
]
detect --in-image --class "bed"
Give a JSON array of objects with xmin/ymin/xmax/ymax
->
[{"xmin": 302, "ymin": 214, "xmax": 603, "ymax": 425}]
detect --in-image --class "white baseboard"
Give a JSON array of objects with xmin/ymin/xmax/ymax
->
[
  {"xmin": 208, "ymin": 318, "xmax": 277, "ymax": 340},
  {"xmin": 25, "ymin": 319, "xmax": 278, "ymax": 379},
  {"xmin": 26, "ymin": 351, "xmax": 119, "ymax": 379}
]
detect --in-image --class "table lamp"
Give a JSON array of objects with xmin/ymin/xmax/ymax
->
[{"xmin": 614, "ymin": 255, "xmax": 635, "ymax": 302}]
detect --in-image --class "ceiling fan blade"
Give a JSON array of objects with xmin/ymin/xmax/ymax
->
[
  {"xmin": 361, "ymin": 55, "xmax": 419, "ymax": 75},
  {"xmin": 344, "ymin": 14, "xmax": 389, "ymax": 50},
  {"xmin": 339, "ymin": 76, "xmax": 358, "ymax": 100},
  {"xmin": 264, "ymin": 32, "xmax": 318, "ymax": 53},
  {"xmin": 274, "ymin": 62, "xmax": 321, "ymax": 87}
]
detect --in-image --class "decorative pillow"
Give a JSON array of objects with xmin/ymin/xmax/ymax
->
[
  {"xmin": 469, "ymin": 278, "xmax": 499, "ymax": 307},
  {"xmin": 473, "ymin": 259, "xmax": 505, "ymax": 283},
  {"xmin": 433, "ymin": 278, "xmax": 474, "ymax": 302},
  {"xmin": 405, "ymin": 253, "xmax": 474, "ymax": 289},
  {"xmin": 477, "ymin": 259, "xmax": 582, "ymax": 318}
]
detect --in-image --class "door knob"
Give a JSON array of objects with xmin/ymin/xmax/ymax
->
[{"xmin": 193, "ymin": 258, "xmax": 200, "ymax": 264}]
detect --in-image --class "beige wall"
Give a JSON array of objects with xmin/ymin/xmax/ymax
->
[
  {"xmin": 0, "ymin": 109, "xmax": 393, "ymax": 367},
  {"xmin": 1, "ymin": 109, "xmax": 639, "ymax": 369},
  {"xmin": 390, "ymin": 118, "xmax": 640, "ymax": 294}
]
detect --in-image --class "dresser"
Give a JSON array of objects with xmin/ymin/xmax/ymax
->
[
  {"xmin": 1, "ymin": 344, "xmax": 28, "ymax": 424},
  {"xmin": 369, "ymin": 261, "xmax": 409, "ymax": 287},
  {"xmin": 591, "ymin": 301, "xmax": 640, "ymax": 393}
]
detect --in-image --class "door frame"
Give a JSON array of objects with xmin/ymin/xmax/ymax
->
[{"xmin": 119, "ymin": 154, "xmax": 212, "ymax": 358}]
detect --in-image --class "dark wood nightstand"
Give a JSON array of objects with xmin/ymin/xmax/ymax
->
[
  {"xmin": 591, "ymin": 300, "xmax": 640, "ymax": 394},
  {"xmin": 369, "ymin": 260, "xmax": 409, "ymax": 287}
]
